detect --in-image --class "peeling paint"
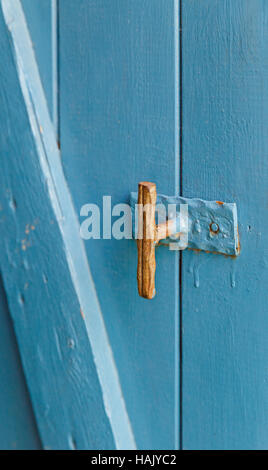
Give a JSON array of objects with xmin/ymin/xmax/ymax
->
[{"xmin": 131, "ymin": 192, "xmax": 240, "ymax": 256}]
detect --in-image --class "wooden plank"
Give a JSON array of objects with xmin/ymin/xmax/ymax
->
[
  {"xmin": 182, "ymin": 0, "xmax": 268, "ymax": 449},
  {"xmin": 0, "ymin": 0, "xmax": 135, "ymax": 450},
  {"xmin": 21, "ymin": 0, "xmax": 57, "ymax": 127},
  {"xmin": 59, "ymin": 0, "xmax": 180, "ymax": 449},
  {"xmin": 0, "ymin": 275, "xmax": 41, "ymax": 449}
]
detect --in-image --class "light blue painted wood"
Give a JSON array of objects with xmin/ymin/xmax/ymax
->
[
  {"xmin": 59, "ymin": 0, "xmax": 180, "ymax": 450},
  {"xmin": 0, "ymin": 275, "xmax": 41, "ymax": 449},
  {"xmin": 0, "ymin": 0, "xmax": 135, "ymax": 450},
  {"xmin": 4, "ymin": 0, "xmax": 264, "ymax": 450},
  {"xmin": 182, "ymin": 0, "xmax": 268, "ymax": 449},
  {"xmin": 21, "ymin": 0, "xmax": 56, "ymax": 125}
]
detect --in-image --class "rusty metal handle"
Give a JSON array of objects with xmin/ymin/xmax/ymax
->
[
  {"xmin": 137, "ymin": 182, "xmax": 177, "ymax": 299},
  {"xmin": 137, "ymin": 182, "xmax": 157, "ymax": 299}
]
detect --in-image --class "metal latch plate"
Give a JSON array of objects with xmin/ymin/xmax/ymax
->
[{"xmin": 130, "ymin": 193, "xmax": 239, "ymax": 256}]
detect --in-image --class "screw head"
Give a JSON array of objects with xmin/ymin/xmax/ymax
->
[{"xmin": 210, "ymin": 222, "xmax": 219, "ymax": 234}]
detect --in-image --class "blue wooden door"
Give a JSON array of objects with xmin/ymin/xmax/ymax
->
[{"xmin": 0, "ymin": 0, "xmax": 267, "ymax": 450}]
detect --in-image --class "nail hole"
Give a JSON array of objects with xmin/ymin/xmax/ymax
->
[{"xmin": 68, "ymin": 338, "xmax": 75, "ymax": 349}]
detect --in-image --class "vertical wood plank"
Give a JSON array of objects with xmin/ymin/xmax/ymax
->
[
  {"xmin": 182, "ymin": 0, "xmax": 268, "ymax": 449},
  {"xmin": 59, "ymin": 0, "xmax": 180, "ymax": 449},
  {"xmin": 21, "ymin": 0, "xmax": 58, "ymax": 129}
]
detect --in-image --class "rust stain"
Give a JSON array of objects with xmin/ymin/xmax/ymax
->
[
  {"xmin": 156, "ymin": 241, "xmax": 169, "ymax": 247},
  {"xmin": 157, "ymin": 244, "xmax": 236, "ymax": 257},
  {"xmin": 80, "ymin": 308, "xmax": 85, "ymax": 320},
  {"xmin": 23, "ymin": 223, "xmax": 36, "ymax": 248},
  {"xmin": 188, "ymin": 246, "xmax": 238, "ymax": 258},
  {"xmin": 21, "ymin": 238, "xmax": 31, "ymax": 251},
  {"xmin": 25, "ymin": 223, "xmax": 36, "ymax": 234},
  {"xmin": 237, "ymin": 227, "xmax": 241, "ymax": 255}
]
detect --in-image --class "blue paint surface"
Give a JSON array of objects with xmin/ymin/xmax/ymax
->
[
  {"xmin": 21, "ymin": 0, "xmax": 55, "ymax": 122},
  {"xmin": 59, "ymin": 0, "xmax": 180, "ymax": 450},
  {"xmin": 182, "ymin": 0, "xmax": 268, "ymax": 450},
  {"xmin": 1, "ymin": 0, "xmax": 267, "ymax": 451},
  {"xmin": 0, "ymin": 0, "xmax": 135, "ymax": 450},
  {"xmin": 0, "ymin": 275, "xmax": 41, "ymax": 449}
]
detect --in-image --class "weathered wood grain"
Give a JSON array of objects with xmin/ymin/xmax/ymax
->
[
  {"xmin": 21, "ymin": 0, "xmax": 56, "ymax": 126},
  {"xmin": 0, "ymin": 0, "xmax": 135, "ymax": 450},
  {"xmin": 0, "ymin": 275, "xmax": 41, "ymax": 449},
  {"xmin": 59, "ymin": 0, "xmax": 180, "ymax": 449},
  {"xmin": 182, "ymin": 0, "xmax": 268, "ymax": 449}
]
